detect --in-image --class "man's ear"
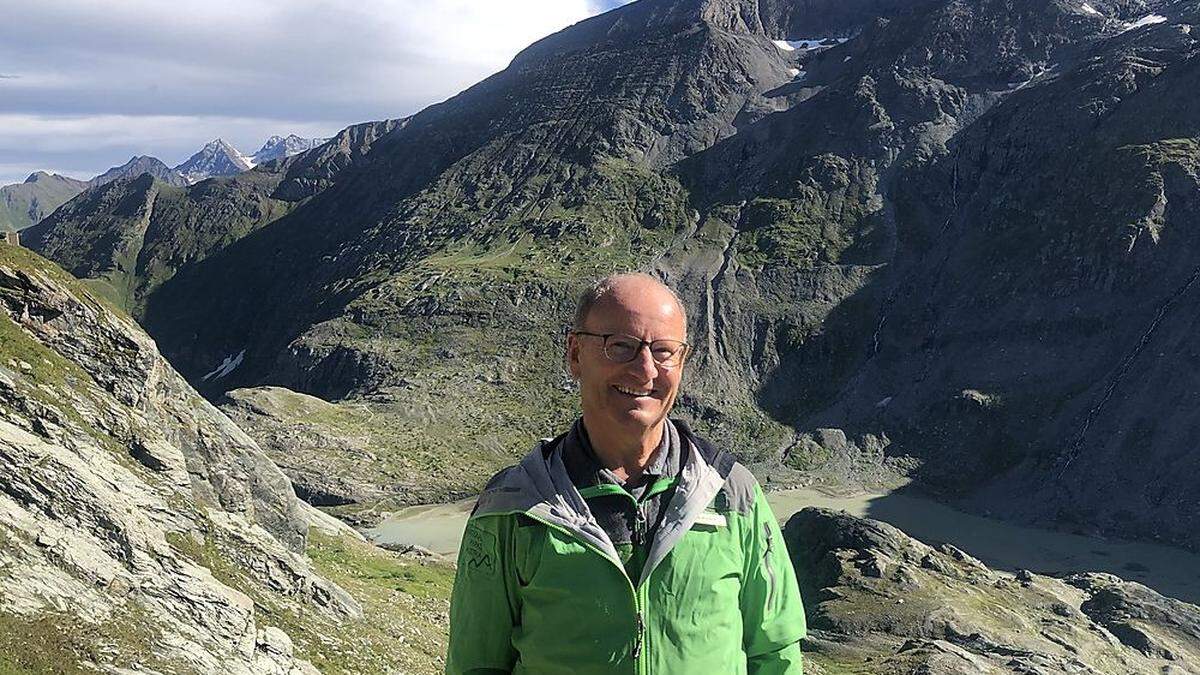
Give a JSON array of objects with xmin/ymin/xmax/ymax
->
[{"xmin": 566, "ymin": 333, "xmax": 582, "ymax": 379}]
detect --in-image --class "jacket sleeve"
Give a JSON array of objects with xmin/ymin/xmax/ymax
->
[
  {"xmin": 446, "ymin": 514, "xmax": 521, "ymax": 675},
  {"xmin": 741, "ymin": 482, "xmax": 807, "ymax": 674}
]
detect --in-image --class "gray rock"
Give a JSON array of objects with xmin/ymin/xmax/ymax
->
[{"xmin": 785, "ymin": 507, "xmax": 1200, "ymax": 674}]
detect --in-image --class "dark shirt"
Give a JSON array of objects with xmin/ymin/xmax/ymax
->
[{"xmin": 559, "ymin": 418, "xmax": 683, "ymax": 580}]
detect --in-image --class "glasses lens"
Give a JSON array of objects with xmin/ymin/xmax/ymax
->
[
  {"xmin": 604, "ymin": 336, "xmax": 641, "ymax": 363},
  {"xmin": 651, "ymin": 340, "xmax": 686, "ymax": 366}
]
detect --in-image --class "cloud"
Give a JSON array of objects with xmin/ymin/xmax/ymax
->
[{"xmin": 0, "ymin": 0, "xmax": 624, "ymax": 185}]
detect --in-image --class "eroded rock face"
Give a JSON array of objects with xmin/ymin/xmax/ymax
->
[
  {"xmin": 784, "ymin": 507, "xmax": 1200, "ymax": 674},
  {"xmin": 0, "ymin": 245, "xmax": 358, "ymax": 672}
]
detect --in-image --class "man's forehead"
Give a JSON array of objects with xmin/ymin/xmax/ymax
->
[
  {"xmin": 573, "ymin": 273, "xmax": 689, "ymax": 337},
  {"xmin": 588, "ymin": 289, "xmax": 685, "ymax": 331},
  {"xmin": 604, "ymin": 277, "xmax": 681, "ymax": 308}
]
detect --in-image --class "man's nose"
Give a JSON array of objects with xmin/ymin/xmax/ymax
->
[{"xmin": 628, "ymin": 343, "xmax": 659, "ymax": 378}]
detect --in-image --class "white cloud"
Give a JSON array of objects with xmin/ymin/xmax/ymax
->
[{"xmin": 0, "ymin": 0, "xmax": 611, "ymax": 185}]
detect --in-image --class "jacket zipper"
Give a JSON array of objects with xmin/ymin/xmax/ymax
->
[
  {"xmin": 763, "ymin": 522, "xmax": 778, "ymax": 608},
  {"xmin": 632, "ymin": 603, "xmax": 644, "ymax": 659},
  {"xmin": 634, "ymin": 580, "xmax": 649, "ymax": 675}
]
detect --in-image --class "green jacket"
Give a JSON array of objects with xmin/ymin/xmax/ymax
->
[{"xmin": 446, "ymin": 422, "xmax": 806, "ymax": 674}]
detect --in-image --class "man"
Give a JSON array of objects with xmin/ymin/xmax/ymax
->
[{"xmin": 447, "ymin": 273, "xmax": 806, "ymax": 674}]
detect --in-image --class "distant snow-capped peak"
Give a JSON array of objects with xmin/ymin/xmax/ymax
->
[
  {"xmin": 250, "ymin": 134, "xmax": 328, "ymax": 165},
  {"xmin": 174, "ymin": 138, "xmax": 254, "ymax": 185}
]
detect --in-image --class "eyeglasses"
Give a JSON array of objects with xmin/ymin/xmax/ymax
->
[{"xmin": 572, "ymin": 331, "xmax": 691, "ymax": 368}]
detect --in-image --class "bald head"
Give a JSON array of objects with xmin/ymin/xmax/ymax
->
[{"xmin": 572, "ymin": 273, "xmax": 687, "ymax": 338}]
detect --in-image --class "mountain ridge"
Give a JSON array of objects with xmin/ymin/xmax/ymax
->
[{"xmin": 0, "ymin": 172, "xmax": 89, "ymax": 232}]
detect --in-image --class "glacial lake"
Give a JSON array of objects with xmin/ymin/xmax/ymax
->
[{"xmin": 369, "ymin": 487, "xmax": 1200, "ymax": 605}]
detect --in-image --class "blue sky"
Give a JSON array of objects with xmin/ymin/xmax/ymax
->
[{"xmin": 0, "ymin": 0, "xmax": 634, "ymax": 185}]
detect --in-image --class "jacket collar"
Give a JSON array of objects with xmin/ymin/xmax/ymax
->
[{"xmin": 472, "ymin": 419, "xmax": 735, "ymax": 584}]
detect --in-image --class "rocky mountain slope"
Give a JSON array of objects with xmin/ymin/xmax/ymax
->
[
  {"xmin": 27, "ymin": 0, "xmax": 1200, "ymax": 553},
  {"xmin": 0, "ymin": 243, "xmax": 454, "ymax": 673},
  {"xmin": 787, "ymin": 508, "xmax": 1200, "ymax": 674},
  {"xmin": 219, "ymin": 387, "xmax": 486, "ymax": 516},
  {"xmin": 0, "ymin": 172, "xmax": 88, "ymax": 232}
]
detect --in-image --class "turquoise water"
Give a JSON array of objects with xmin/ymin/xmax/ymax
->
[{"xmin": 369, "ymin": 487, "xmax": 1200, "ymax": 605}]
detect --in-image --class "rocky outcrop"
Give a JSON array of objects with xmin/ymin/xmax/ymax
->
[
  {"xmin": 219, "ymin": 387, "xmax": 398, "ymax": 508},
  {"xmin": 0, "ymin": 243, "xmax": 360, "ymax": 672},
  {"xmin": 786, "ymin": 507, "xmax": 1200, "ymax": 674}
]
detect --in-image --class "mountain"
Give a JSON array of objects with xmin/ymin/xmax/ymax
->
[
  {"xmin": 251, "ymin": 134, "xmax": 329, "ymax": 165},
  {"xmin": 0, "ymin": 172, "xmax": 88, "ymax": 232},
  {"xmin": 21, "ymin": 120, "xmax": 402, "ymax": 315},
  {"xmin": 27, "ymin": 0, "xmax": 1200, "ymax": 555},
  {"xmin": 173, "ymin": 138, "xmax": 255, "ymax": 184},
  {"xmin": 0, "ymin": 243, "xmax": 455, "ymax": 672},
  {"xmin": 89, "ymin": 155, "xmax": 189, "ymax": 188}
]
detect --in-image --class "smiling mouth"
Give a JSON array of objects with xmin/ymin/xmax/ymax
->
[{"xmin": 614, "ymin": 384, "xmax": 655, "ymax": 397}]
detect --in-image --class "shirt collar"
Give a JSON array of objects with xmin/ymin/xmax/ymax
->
[{"xmin": 560, "ymin": 418, "xmax": 681, "ymax": 489}]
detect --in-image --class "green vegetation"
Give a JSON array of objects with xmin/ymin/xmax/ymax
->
[
  {"xmin": 281, "ymin": 532, "xmax": 454, "ymax": 675},
  {"xmin": 802, "ymin": 653, "xmax": 884, "ymax": 675},
  {"xmin": 733, "ymin": 155, "xmax": 883, "ymax": 271},
  {"xmin": 0, "ymin": 606, "xmax": 167, "ymax": 675},
  {"xmin": 402, "ymin": 156, "xmax": 692, "ymax": 283},
  {"xmin": 0, "ymin": 173, "xmax": 87, "ymax": 232}
]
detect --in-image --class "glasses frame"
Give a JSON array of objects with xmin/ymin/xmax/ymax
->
[{"xmin": 571, "ymin": 330, "xmax": 691, "ymax": 368}]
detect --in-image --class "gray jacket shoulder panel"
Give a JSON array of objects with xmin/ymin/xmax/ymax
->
[
  {"xmin": 482, "ymin": 464, "xmax": 518, "ymax": 492},
  {"xmin": 718, "ymin": 461, "xmax": 759, "ymax": 515},
  {"xmin": 472, "ymin": 443, "xmax": 551, "ymax": 518}
]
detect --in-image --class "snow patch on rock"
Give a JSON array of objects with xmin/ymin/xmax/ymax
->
[
  {"xmin": 202, "ymin": 350, "xmax": 246, "ymax": 381},
  {"xmin": 772, "ymin": 37, "xmax": 850, "ymax": 52},
  {"xmin": 1119, "ymin": 14, "xmax": 1168, "ymax": 32}
]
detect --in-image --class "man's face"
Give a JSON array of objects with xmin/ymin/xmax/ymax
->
[{"xmin": 567, "ymin": 281, "xmax": 688, "ymax": 438}]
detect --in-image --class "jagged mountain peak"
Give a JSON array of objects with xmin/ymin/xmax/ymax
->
[
  {"xmin": 174, "ymin": 139, "xmax": 253, "ymax": 185},
  {"xmin": 86, "ymin": 155, "xmax": 188, "ymax": 188},
  {"xmin": 251, "ymin": 134, "xmax": 327, "ymax": 165},
  {"xmin": 202, "ymin": 137, "xmax": 237, "ymax": 150}
]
